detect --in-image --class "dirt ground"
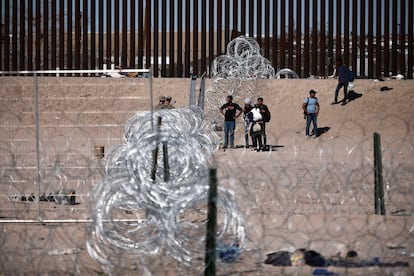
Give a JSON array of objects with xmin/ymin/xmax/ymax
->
[{"xmin": 0, "ymin": 77, "xmax": 413, "ymax": 275}]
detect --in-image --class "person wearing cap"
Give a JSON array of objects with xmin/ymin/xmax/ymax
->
[
  {"xmin": 155, "ymin": 95, "xmax": 166, "ymax": 109},
  {"xmin": 302, "ymin": 90, "xmax": 320, "ymax": 138},
  {"xmin": 220, "ymin": 95, "xmax": 243, "ymax": 149},
  {"xmin": 243, "ymin": 98, "xmax": 254, "ymax": 148},
  {"xmin": 164, "ymin": 96, "xmax": 175, "ymax": 109}
]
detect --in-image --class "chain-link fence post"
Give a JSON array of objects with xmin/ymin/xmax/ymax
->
[
  {"xmin": 374, "ymin": 132, "xmax": 385, "ymax": 215},
  {"xmin": 205, "ymin": 168, "xmax": 217, "ymax": 275}
]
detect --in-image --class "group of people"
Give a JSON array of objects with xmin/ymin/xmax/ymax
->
[
  {"xmin": 155, "ymin": 95, "xmax": 175, "ymax": 109},
  {"xmin": 220, "ymin": 95, "xmax": 270, "ymax": 151},
  {"xmin": 220, "ymin": 57, "xmax": 351, "ymax": 146}
]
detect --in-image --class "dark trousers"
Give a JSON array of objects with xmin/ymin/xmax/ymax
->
[{"xmin": 335, "ymin": 82, "xmax": 348, "ymax": 103}]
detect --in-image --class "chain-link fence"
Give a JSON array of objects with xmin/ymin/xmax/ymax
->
[{"xmin": 0, "ymin": 75, "xmax": 413, "ymax": 275}]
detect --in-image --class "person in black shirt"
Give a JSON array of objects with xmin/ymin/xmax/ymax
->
[{"xmin": 220, "ymin": 95, "xmax": 243, "ymax": 149}]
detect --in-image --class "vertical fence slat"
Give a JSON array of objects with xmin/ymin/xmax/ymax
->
[
  {"xmin": 43, "ymin": 0, "xmax": 49, "ymax": 71},
  {"xmin": 193, "ymin": 0, "xmax": 199, "ymax": 76},
  {"xmin": 208, "ymin": 0, "xmax": 214, "ymax": 75},
  {"xmin": 161, "ymin": 0, "xmax": 167, "ymax": 76},
  {"xmin": 91, "ymin": 0, "xmax": 96, "ymax": 70},
  {"xmin": 296, "ymin": 0, "xmax": 302, "ymax": 77},
  {"xmin": 67, "ymin": 0, "xmax": 73, "ymax": 70},
  {"xmin": 75, "ymin": 0, "xmax": 80, "ymax": 70},
  {"xmin": 0, "ymin": 1, "xmax": 2, "ymax": 70},
  {"xmin": 169, "ymin": 0, "xmax": 175, "ymax": 75},
  {"xmin": 177, "ymin": 0, "xmax": 183, "ymax": 75},
  {"xmin": 12, "ymin": 0, "xmax": 18, "ymax": 71},
  {"xmin": 185, "ymin": 0, "xmax": 190, "ymax": 77},
  {"xmin": 367, "ymin": 0, "xmax": 373, "ymax": 78},
  {"xmin": 311, "ymin": 0, "xmax": 317, "ymax": 75},
  {"xmin": 328, "ymin": 0, "xmax": 334, "ymax": 75},
  {"xmin": 240, "ymin": 0, "xmax": 246, "ymax": 34},
  {"xmin": 352, "ymin": 0, "xmax": 358, "ymax": 76},
  {"xmin": 383, "ymin": 0, "xmax": 390, "ymax": 77},
  {"xmin": 59, "ymin": 1, "xmax": 65, "ymax": 70},
  {"xmin": 280, "ymin": 0, "xmax": 286, "ymax": 68},
  {"xmin": 36, "ymin": 0, "xmax": 41, "ymax": 70},
  {"xmin": 27, "ymin": 0, "xmax": 33, "ymax": 71},
  {"xmin": 248, "ymin": 0, "xmax": 253, "ymax": 38},
  {"xmin": 224, "ymin": 0, "xmax": 230, "ymax": 46},
  {"xmin": 233, "ymin": 0, "xmax": 239, "ymax": 36},
  {"xmin": 19, "ymin": 0, "xmax": 25, "ymax": 71},
  {"xmin": 391, "ymin": 0, "xmax": 398, "ymax": 75},
  {"xmin": 360, "ymin": 0, "xmax": 366, "ymax": 77},
  {"xmin": 264, "ymin": 0, "xmax": 270, "ymax": 58},
  {"xmin": 400, "ymin": 0, "xmax": 406, "ymax": 77},
  {"xmin": 51, "ymin": 1, "xmax": 57, "ymax": 70},
  {"xmin": 153, "ymin": 0, "xmax": 159, "ymax": 76},
  {"xmin": 257, "ymin": 0, "xmax": 262, "ymax": 46},
  {"xmin": 146, "ymin": 0, "xmax": 153, "ymax": 70},
  {"xmin": 201, "ymin": 0, "xmax": 206, "ymax": 74},
  {"xmin": 121, "ymin": 0, "xmax": 127, "ymax": 68},
  {"xmin": 272, "ymin": 0, "xmax": 278, "ymax": 69},
  {"xmin": 344, "ymin": 0, "xmax": 350, "ymax": 66},
  {"xmin": 408, "ymin": 0, "xmax": 414, "ymax": 79},
  {"xmin": 375, "ymin": 0, "xmax": 382, "ymax": 78},
  {"xmin": 138, "ymin": 0, "xmax": 144, "ymax": 69},
  {"xmin": 114, "ymin": 0, "xmax": 119, "ymax": 67},
  {"xmin": 288, "ymin": 0, "xmax": 293, "ymax": 69},
  {"xmin": 99, "ymin": 1, "xmax": 104, "ymax": 69},
  {"xmin": 336, "ymin": 0, "xmax": 342, "ymax": 60},
  {"xmin": 129, "ymin": 0, "xmax": 135, "ymax": 68},
  {"xmin": 82, "ymin": 0, "xmax": 88, "ymax": 70},
  {"xmin": 320, "ymin": 0, "xmax": 326, "ymax": 77},
  {"xmin": 106, "ymin": 0, "xmax": 112, "ymax": 67},
  {"xmin": 217, "ymin": 0, "xmax": 222, "ymax": 55},
  {"xmin": 303, "ymin": 0, "xmax": 309, "ymax": 77},
  {"xmin": 4, "ymin": 1, "xmax": 10, "ymax": 71}
]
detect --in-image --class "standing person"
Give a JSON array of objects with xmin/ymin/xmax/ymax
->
[
  {"xmin": 155, "ymin": 95, "xmax": 166, "ymax": 109},
  {"xmin": 302, "ymin": 90, "xmax": 320, "ymax": 138},
  {"xmin": 220, "ymin": 95, "xmax": 243, "ymax": 149},
  {"xmin": 333, "ymin": 57, "xmax": 350, "ymax": 105},
  {"xmin": 249, "ymin": 104, "xmax": 264, "ymax": 151},
  {"xmin": 255, "ymin": 97, "xmax": 271, "ymax": 148},
  {"xmin": 243, "ymin": 98, "xmax": 254, "ymax": 148},
  {"xmin": 164, "ymin": 96, "xmax": 175, "ymax": 109}
]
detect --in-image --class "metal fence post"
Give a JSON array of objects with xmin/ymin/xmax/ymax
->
[
  {"xmin": 373, "ymin": 132, "xmax": 385, "ymax": 215},
  {"xmin": 205, "ymin": 168, "xmax": 217, "ymax": 275}
]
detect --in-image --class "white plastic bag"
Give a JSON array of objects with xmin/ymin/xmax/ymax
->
[{"xmin": 251, "ymin": 108, "xmax": 262, "ymax": 121}]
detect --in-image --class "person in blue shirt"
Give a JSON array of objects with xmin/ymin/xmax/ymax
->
[
  {"xmin": 333, "ymin": 57, "xmax": 350, "ymax": 105},
  {"xmin": 302, "ymin": 90, "xmax": 320, "ymax": 138}
]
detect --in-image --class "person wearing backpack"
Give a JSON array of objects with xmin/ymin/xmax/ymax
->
[
  {"xmin": 256, "ymin": 97, "xmax": 271, "ymax": 148},
  {"xmin": 302, "ymin": 90, "xmax": 320, "ymax": 138},
  {"xmin": 248, "ymin": 104, "xmax": 264, "ymax": 151},
  {"xmin": 332, "ymin": 57, "xmax": 350, "ymax": 105}
]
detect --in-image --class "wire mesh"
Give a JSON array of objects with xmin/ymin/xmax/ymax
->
[{"xmin": 0, "ymin": 74, "xmax": 413, "ymax": 274}]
